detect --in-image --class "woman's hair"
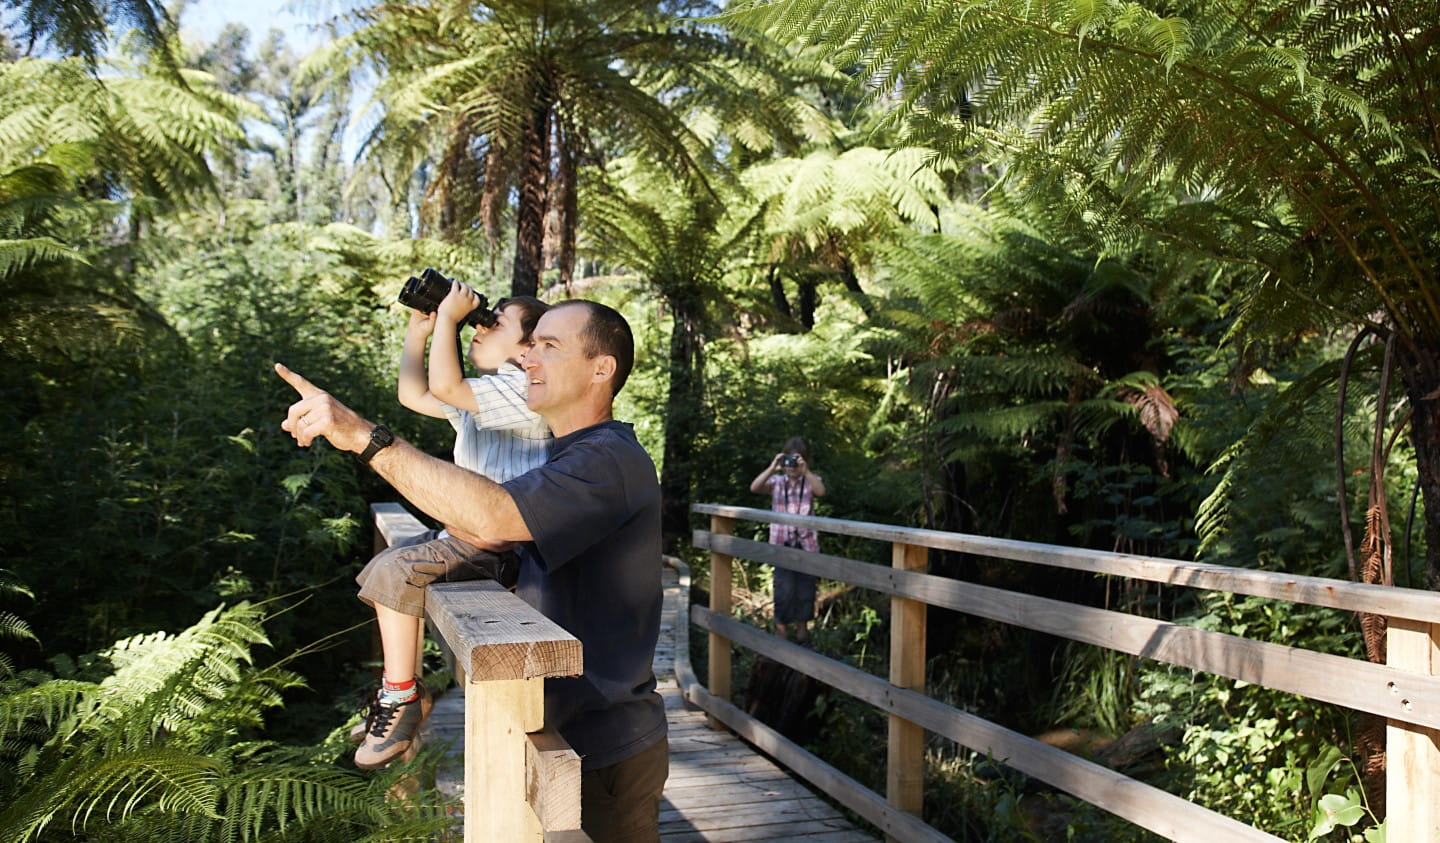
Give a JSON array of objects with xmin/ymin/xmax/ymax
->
[
  {"xmin": 782, "ymin": 436, "xmax": 810, "ymax": 463},
  {"xmin": 494, "ymin": 295, "xmax": 549, "ymax": 344}
]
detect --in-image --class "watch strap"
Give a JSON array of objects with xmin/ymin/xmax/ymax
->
[{"xmin": 358, "ymin": 424, "xmax": 394, "ymax": 464}]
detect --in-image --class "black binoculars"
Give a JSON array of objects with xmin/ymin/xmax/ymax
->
[{"xmin": 398, "ymin": 268, "xmax": 496, "ymax": 329}]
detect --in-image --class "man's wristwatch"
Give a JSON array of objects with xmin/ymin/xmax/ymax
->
[{"xmin": 357, "ymin": 424, "xmax": 394, "ymax": 465}]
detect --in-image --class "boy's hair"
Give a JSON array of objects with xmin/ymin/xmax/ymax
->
[
  {"xmin": 554, "ymin": 300, "xmax": 635, "ymax": 396},
  {"xmin": 495, "ymin": 295, "xmax": 549, "ymax": 344},
  {"xmin": 782, "ymin": 436, "xmax": 811, "ymax": 463}
]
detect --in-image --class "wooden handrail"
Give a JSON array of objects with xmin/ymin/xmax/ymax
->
[
  {"xmin": 693, "ymin": 503, "xmax": 1440, "ymax": 623},
  {"xmin": 694, "ymin": 531, "xmax": 1440, "ymax": 731},
  {"xmin": 691, "ymin": 503, "xmax": 1440, "ymax": 843},
  {"xmin": 666, "ymin": 556, "xmax": 949, "ymax": 842}
]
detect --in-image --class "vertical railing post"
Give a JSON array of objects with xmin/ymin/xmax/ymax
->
[
  {"xmin": 708, "ymin": 514, "xmax": 734, "ymax": 730},
  {"xmin": 1386, "ymin": 617, "xmax": 1440, "ymax": 842},
  {"xmin": 465, "ymin": 677, "xmax": 545, "ymax": 842},
  {"xmin": 887, "ymin": 541, "xmax": 927, "ymax": 838}
]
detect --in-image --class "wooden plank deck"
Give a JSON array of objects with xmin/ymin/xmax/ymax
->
[{"xmin": 421, "ymin": 566, "xmax": 876, "ymax": 841}]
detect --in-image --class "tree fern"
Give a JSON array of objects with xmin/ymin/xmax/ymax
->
[
  {"xmin": 581, "ymin": 154, "xmax": 766, "ymax": 541},
  {"xmin": 3, "ymin": 0, "xmax": 174, "ymax": 68},
  {"xmin": 0, "ymin": 602, "xmax": 450, "ymax": 842},
  {"xmin": 726, "ymin": 0, "xmax": 1440, "ymax": 578},
  {"xmin": 312, "ymin": 0, "xmax": 825, "ymax": 293},
  {"xmin": 862, "ymin": 197, "xmax": 1195, "ymax": 544},
  {"xmin": 0, "ymin": 55, "xmax": 249, "ymax": 374},
  {"xmin": 0, "ymin": 570, "xmax": 37, "ymax": 681},
  {"xmin": 742, "ymin": 144, "xmax": 953, "ymax": 327}
]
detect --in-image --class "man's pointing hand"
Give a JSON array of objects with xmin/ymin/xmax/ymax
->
[{"xmin": 275, "ymin": 362, "xmax": 371, "ymax": 453}]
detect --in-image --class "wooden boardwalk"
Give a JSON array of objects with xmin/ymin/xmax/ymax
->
[{"xmin": 421, "ymin": 566, "xmax": 875, "ymax": 841}]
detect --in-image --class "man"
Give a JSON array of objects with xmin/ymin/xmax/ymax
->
[{"xmin": 276, "ymin": 300, "xmax": 667, "ymax": 842}]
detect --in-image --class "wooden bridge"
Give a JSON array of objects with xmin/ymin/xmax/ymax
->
[{"xmin": 376, "ymin": 501, "xmax": 1440, "ymax": 842}]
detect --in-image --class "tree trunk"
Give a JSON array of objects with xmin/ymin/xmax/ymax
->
[
  {"xmin": 797, "ymin": 278, "xmax": 816, "ymax": 331},
  {"xmin": 660, "ymin": 286, "xmax": 706, "ymax": 550},
  {"xmin": 768, "ymin": 265, "xmax": 791, "ymax": 319},
  {"xmin": 1397, "ymin": 339, "xmax": 1440, "ymax": 590},
  {"xmin": 554, "ymin": 133, "xmax": 577, "ymax": 293},
  {"xmin": 511, "ymin": 99, "xmax": 551, "ymax": 298}
]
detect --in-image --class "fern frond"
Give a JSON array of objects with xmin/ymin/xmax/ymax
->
[
  {"xmin": 0, "ymin": 747, "xmax": 221, "ymax": 842},
  {"xmin": 0, "ymin": 679, "xmax": 95, "ymax": 741},
  {"xmin": 728, "ymin": 0, "xmax": 1440, "ymax": 345},
  {"xmin": 1194, "ymin": 355, "xmax": 1351, "ymax": 551},
  {"xmin": 937, "ymin": 402, "xmax": 1069, "ymax": 442}
]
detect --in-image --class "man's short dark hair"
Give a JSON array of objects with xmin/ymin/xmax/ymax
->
[{"xmin": 556, "ymin": 300, "xmax": 634, "ymax": 396}]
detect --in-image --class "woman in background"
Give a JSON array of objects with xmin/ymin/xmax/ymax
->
[{"xmin": 748, "ymin": 436, "xmax": 827, "ymax": 645}]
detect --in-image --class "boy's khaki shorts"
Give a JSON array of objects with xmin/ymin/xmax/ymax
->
[{"xmin": 356, "ymin": 529, "xmax": 517, "ymax": 618}]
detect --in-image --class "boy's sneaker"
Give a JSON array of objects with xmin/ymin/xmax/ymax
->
[
  {"xmin": 347, "ymin": 689, "xmax": 381, "ymax": 744},
  {"xmin": 354, "ymin": 683, "xmax": 432, "ymax": 770}
]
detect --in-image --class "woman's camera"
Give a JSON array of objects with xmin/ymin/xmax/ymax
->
[
  {"xmin": 779, "ymin": 454, "xmax": 800, "ymax": 468},
  {"xmin": 398, "ymin": 268, "xmax": 497, "ymax": 329}
]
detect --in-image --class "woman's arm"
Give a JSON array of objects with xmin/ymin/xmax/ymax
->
[
  {"xmin": 748, "ymin": 453, "xmax": 783, "ymax": 493},
  {"xmin": 396, "ymin": 311, "xmax": 448, "ymax": 419},
  {"xmin": 798, "ymin": 456, "xmax": 826, "ymax": 496}
]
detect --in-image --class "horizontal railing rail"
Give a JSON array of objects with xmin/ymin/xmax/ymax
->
[
  {"xmin": 693, "ymin": 504, "xmax": 1440, "ymax": 623},
  {"xmin": 689, "ymin": 502, "xmax": 1440, "ymax": 843}
]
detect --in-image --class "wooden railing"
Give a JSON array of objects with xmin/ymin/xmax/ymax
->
[
  {"xmin": 372, "ymin": 504, "xmax": 591, "ymax": 842},
  {"xmin": 686, "ymin": 503, "xmax": 1440, "ymax": 843}
]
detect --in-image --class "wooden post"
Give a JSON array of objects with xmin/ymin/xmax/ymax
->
[
  {"xmin": 887, "ymin": 541, "xmax": 927, "ymax": 839},
  {"xmin": 465, "ymin": 678, "xmax": 545, "ymax": 842},
  {"xmin": 708, "ymin": 515, "xmax": 734, "ymax": 730},
  {"xmin": 426, "ymin": 581, "xmax": 584, "ymax": 843},
  {"xmin": 1386, "ymin": 617, "xmax": 1440, "ymax": 842}
]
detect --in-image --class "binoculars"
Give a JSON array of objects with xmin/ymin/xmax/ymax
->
[{"xmin": 398, "ymin": 268, "xmax": 496, "ymax": 329}]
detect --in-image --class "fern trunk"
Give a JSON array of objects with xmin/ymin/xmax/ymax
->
[
  {"xmin": 511, "ymin": 97, "xmax": 551, "ymax": 298},
  {"xmin": 1399, "ymin": 340, "xmax": 1440, "ymax": 591},
  {"xmin": 660, "ymin": 284, "xmax": 706, "ymax": 549}
]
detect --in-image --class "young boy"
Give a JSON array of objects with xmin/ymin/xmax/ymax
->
[{"xmin": 350, "ymin": 281, "xmax": 550, "ymax": 769}]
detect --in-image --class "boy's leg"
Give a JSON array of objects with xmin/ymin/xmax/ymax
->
[
  {"xmin": 352, "ymin": 533, "xmax": 512, "ymax": 768},
  {"xmin": 377, "ymin": 602, "xmax": 425, "ymax": 685}
]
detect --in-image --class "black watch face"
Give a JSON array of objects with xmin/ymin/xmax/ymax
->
[{"xmin": 361, "ymin": 425, "xmax": 393, "ymax": 463}]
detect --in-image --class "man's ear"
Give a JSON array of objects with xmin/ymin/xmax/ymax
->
[{"xmin": 592, "ymin": 355, "xmax": 617, "ymax": 384}]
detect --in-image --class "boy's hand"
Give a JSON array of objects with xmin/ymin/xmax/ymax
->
[
  {"xmin": 406, "ymin": 308, "xmax": 437, "ymax": 336},
  {"xmin": 437, "ymin": 280, "xmax": 481, "ymax": 324},
  {"xmin": 275, "ymin": 363, "xmax": 372, "ymax": 453}
]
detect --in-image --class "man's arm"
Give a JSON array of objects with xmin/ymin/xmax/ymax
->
[
  {"xmin": 369, "ymin": 439, "xmax": 532, "ymax": 542},
  {"xmin": 276, "ymin": 363, "xmax": 531, "ymax": 542}
]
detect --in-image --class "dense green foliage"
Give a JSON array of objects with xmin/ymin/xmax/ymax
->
[
  {"xmin": 2, "ymin": 0, "xmax": 1435, "ymax": 840},
  {"xmin": 0, "ymin": 601, "xmax": 450, "ymax": 841}
]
